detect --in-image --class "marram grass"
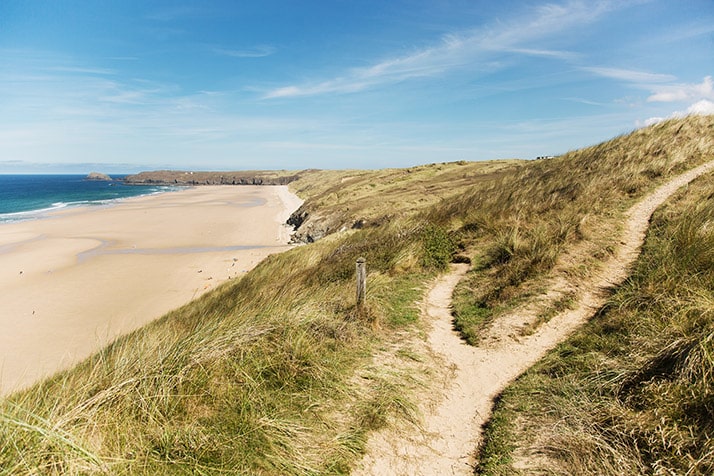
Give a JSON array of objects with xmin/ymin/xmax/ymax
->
[
  {"xmin": 0, "ymin": 201, "xmax": 450, "ymax": 475},
  {"xmin": 451, "ymin": 114, "xmax": 714, "ymax": 344},
  {"xmin": 477, "ymin": 140, "xmax": 714, "ymax": 475}
]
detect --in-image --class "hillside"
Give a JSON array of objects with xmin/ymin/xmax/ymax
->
[
  {"xmin": 285, "ymin": 160, "xmax": 521, "ymax": 243},
  {"xmin": 354, "ymin": 151, "xmax": 714, "ymax": 474},
  {"xmin": 476, "ymin": 140, "xmax": 714, "ymax": 473},
  {"xmin": 1, "ymin": 115, "xmax": 712, "ymax": 475}
]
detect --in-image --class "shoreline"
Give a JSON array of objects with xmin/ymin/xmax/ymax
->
[
  {"xmin": 0, "ymin": 175, "xmax": 181, "ymax": 224},
  {"xmin": 0, "ymin": 185, "xmax": 303, "ymax": 396}
]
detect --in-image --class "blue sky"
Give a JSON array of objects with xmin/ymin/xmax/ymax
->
[{"xmin": 1, "ymin": 0, "xmax": 713, "ymax": 173}]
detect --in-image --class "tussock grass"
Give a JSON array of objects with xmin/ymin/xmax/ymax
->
[
  {"xmin": 451, "ymin": 115, "xmax": 714, "ymax": 343},
  {"xmin": 2, "ymin": 260, "xmax": 382, "ymax": 474},
  {"xmin": 477, "ymin": 155, "xmax": 714, "ymax": 474}
]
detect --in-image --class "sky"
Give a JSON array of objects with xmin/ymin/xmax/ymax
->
[{"xmin": 1, "ymin": 0, "xmax": 713, "ymax": 173}]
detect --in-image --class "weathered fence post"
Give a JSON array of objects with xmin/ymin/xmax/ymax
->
[{"xmin": 356, "ymin": 257, "xmax": 366, "ymax": 309}]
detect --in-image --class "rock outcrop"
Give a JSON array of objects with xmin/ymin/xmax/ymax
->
[
  {"xmin": 287, "ymin": 206, "xmax": 331, "ymax": 243},
  {"xmin": 86, "ymin": 172, "xmax": 112, "ymax": 181},
  {"xmin": 287, "ymin": 205, "xmax": 371, "ymax": 244}
]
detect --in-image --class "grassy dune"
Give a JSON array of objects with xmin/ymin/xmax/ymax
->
[
  {"xmin": 1, "ymin": 115, "xmax": 712, "ymax": 474},
  {"xmin": 476, "ymin": 163, "xmax": 714, "ymax": 475},
  {"xmin": 287, "ymin": 159, "xmax": 521, "ymax": 243},
  {"xmin": 450, "ymin": 115, "xmax": 714, "ymax": 344}
]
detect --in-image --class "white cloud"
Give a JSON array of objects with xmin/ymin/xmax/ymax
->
[
  {"xmin": 639, "ymin": 98, "xmax": 714, "ymax": 127},
  {"xmin": 264, "ymin": 0, "xmax": 629, "ymax": 99},
  {"xmin": 583, "ymin": 66, "xmax": 676, "ymax": 83},
  {"xmin": 641, "ymin": 116, "xmax": 666, "ymax": 126},
  {"xmin": 635, "ymin": 76, "xmax": 714, "ymax": 127},
  {"xmin": 647, "ymin": 76, "xmax": 713, "ymax": 102},
  {"xmin": 685, "ymin": 99, "xmax": 714, "ymax": 115}
]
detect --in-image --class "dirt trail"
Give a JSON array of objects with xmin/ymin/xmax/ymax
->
[{"xmin": 353, "ymin": 161, "xmax": 714, "ymax": 475}]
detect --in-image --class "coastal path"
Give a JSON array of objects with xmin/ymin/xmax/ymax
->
[{"xmin": 354, "ymin": 160, "xmax": 714, "ymax": 475}]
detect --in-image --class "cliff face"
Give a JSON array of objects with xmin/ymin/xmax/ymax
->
[
  {"xmin": 286, "ymin": 206, "xmax": 332, "ymax": 243},
  {"xmin": 124, "ymin": 170, "xmax": 302, "ymax": 186}
]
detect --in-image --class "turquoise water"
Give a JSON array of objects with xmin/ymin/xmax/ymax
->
[{"xmin": 0, "ymin": 175, "xmax": 176, "ymax": 223}]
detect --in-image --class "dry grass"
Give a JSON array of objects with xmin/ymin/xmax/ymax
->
[
  {"xmin": 451, "ymin": 115, "xmax": 714, "ymax": 344},
  {"xmin": 0, "ymin": 234, "xmax": 428, "ymax": 474},
  {"xmin": 287, "ymin": 160, "xmax": 521, "ymax": 242},
  {"xmin": 477, "ymin": 120, "xmax": 714, "ymax": 475}
]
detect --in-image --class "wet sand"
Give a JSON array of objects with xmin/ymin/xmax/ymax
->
[{"xmin": 0, "ymin": 185, "xmax": 302, "ymax": 396}]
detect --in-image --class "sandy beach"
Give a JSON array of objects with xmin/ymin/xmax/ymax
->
[{"xmin": 0, "ymin": 185, "xmax": 302, "ymax": 396}]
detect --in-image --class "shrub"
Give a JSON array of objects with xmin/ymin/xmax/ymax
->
[{"xmin": 421, "ymin": 224, "xmax": 457, "ymax": 270}]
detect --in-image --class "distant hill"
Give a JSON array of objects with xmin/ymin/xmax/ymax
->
[{"xmin": 124, "ymin": 169, "xmax": 304, "ymax": 185}]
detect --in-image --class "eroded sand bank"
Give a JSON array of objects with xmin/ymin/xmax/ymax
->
[{"xmin": 0, "ymin": 185, "xmax": 302, "ymax": 396}]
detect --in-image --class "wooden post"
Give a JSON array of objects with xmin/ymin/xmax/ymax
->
[{"xmin": 356, "ymin": 257, "xmax": 366, "ymax": 309}]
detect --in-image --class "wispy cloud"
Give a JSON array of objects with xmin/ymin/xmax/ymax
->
[
  {"xmin": 212, "ymin": 45, "xmax": 276, "ymax": 58},
  {"xmin": 264, "ymin": 0, "xmax": 628, "ymax": 98},
  {"xmin": 45, "ymin": 65, "xmax": 115, "ymax": 75},
  {"xmin": 582, "ymin": 66, "xmax": 676, "ymax": 83},
  {"xmin": 650, "ymin": 22, "xmax": 714, "ymax": 44},
  {"xmin": 562, "ymin": 97, "xmax": 607, "ymax": 106},
  {"xmin": 505, "ymin": 48, "xmax": 578, "ymax": 60},
  {"xmin": 582, "ymin": 65, "xmax": 714, "ymax": 125},
  {"xmin": 0, "ymin": 48, "xmax": 184, "ymax": 113}
]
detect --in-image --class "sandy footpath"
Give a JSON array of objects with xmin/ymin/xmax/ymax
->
[{"xmin": 0, "ymin": 185, "xmax": 303, "ymax": 396}]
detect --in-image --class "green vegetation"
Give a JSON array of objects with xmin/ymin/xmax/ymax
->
[
  {"xmin": 477, "ymin": 167, "xmax": 714, "ymax": 475},
  {"xmin": 1, "ymin": 115, "xmax": 713, "ymax": 474},
  {"xmin": 421, "ymin": 224, "xmax": 457, "ymax": 270}
]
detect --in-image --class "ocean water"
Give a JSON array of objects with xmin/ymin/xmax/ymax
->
[{"xmin": 0, "ymin": 175, "xmax": 176, "ymax": 223}]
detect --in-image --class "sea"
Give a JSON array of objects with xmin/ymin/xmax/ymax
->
[{"xmin": 0, "ymin": 175, "xmax": 176, "ymax": 223}]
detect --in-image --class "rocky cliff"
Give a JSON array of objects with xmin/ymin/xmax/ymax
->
[
  {"xmin": 286, "ymin": 206, "xmax": 330, "ymax": 243},
  {"xmin": 286, "ymin": 204, "xmax": 372, "ymax": 244}
]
